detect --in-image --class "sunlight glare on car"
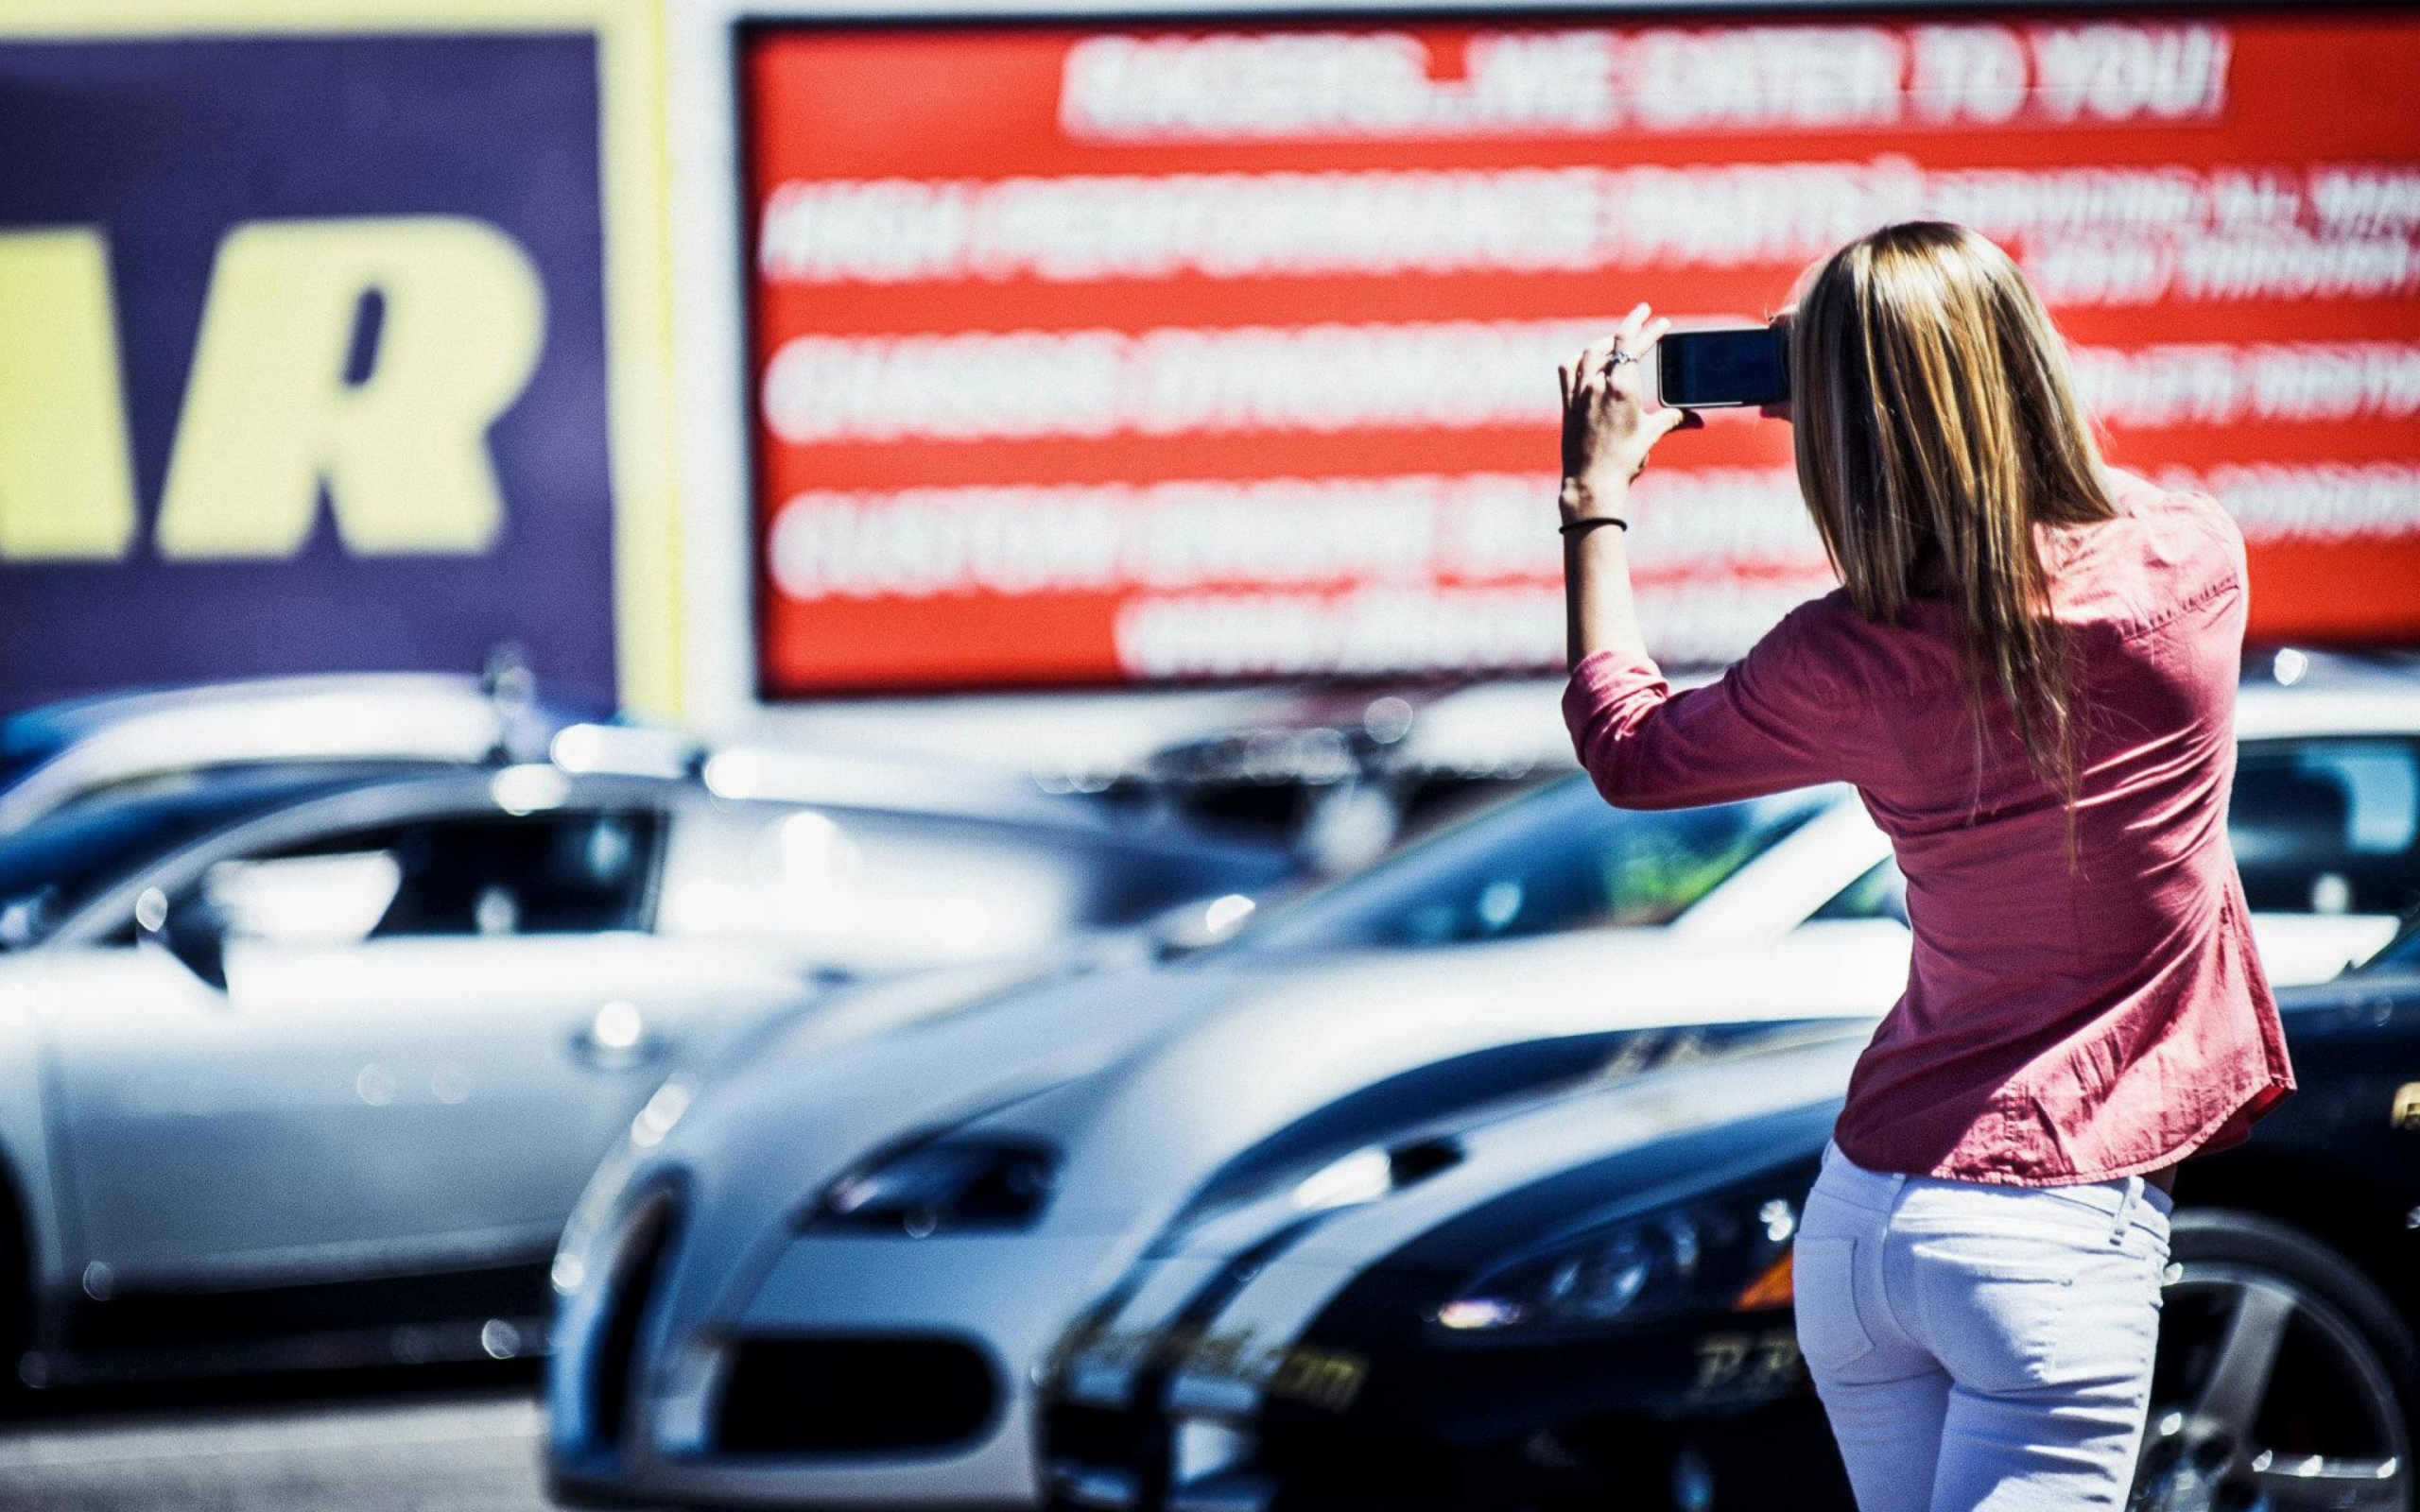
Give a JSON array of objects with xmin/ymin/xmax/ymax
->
[
  {"xmin": 492, "ymin": 764, "xmax": 571, "ymax": 816},
  {"xmin": 1291, "ymin": 1147, "xmax": 1395, "ymax": 1212}
]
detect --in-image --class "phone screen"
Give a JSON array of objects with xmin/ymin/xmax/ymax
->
[{"xmin": 1658, "ymin": 327, "xmax": 1789, "ymax": 409}]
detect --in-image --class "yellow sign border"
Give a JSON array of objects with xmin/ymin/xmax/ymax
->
[{"xmin": 0, "ymin": 0, "xmax": 683, "ymax": 719}]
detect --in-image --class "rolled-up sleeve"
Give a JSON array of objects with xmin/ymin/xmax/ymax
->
[{"xmin": 1562, "ymin": 600, "xmax": 1857, "ymax": 809}]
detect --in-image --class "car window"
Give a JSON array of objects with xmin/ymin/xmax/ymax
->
[
  {"xmin": 2366, "ymin": 916, "xmax": 2420, "ymax": 974},
  {"xmin": 1237, "ymin": 776, "xmax": 1834, "ymax": 952},
  {"xmin": 207, "ymin": 809, "xmax": 662, "ymax": 944},
  {"xmin": 660, "ymin": 802, "xmax": 1294, "ymax": 970},
  {"xmin": 1072, "ymin": 835, "xmax": 1298, "ymax": 929},
  {"xmin": 0, "ymin": 768, "xmax": 372, "ymax": 948},
  {"xmin": 1812, "ymin": 858, "xmax": 1910, "ymax": 925},
  {"xmin": 2232, "ymin": 739, "xmax": 2420, "ymax": 918},
  {"xmin": 45, "ymin": 758, "xmax": 448, "ymax": 826},
  {"xmin": 666, "ymin": 806, "xmax": 1098, "ymax": 966},
  {"xmin": 204, "ymin": 851, "xmax": 406, "ymax": 947}
]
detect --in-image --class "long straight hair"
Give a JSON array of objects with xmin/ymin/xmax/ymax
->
[{"xmin": 1789, "ymin": 222, "xmax": 2116, "ymax": 852}]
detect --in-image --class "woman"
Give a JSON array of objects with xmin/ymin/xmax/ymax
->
[{"xmin": 1555, "ymin": 221, "xmax": 2293, "ymax": 1511}]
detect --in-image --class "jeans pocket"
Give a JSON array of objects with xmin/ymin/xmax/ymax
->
[
  {"xmin": 1910, "ymin": 1234, "xmax": 2075, "ymax": 1394},
  {"xmin": 1791, "ymin": 1237, "xmax": 1876, "ymax": 1374}
]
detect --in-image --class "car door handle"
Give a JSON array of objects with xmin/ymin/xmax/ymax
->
[{"xmin": 571, "ymin": 1000, "xmax": 666, "ymax": 1071}]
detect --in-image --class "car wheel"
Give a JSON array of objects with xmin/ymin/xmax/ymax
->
[{"xmin": 2132, "ymin": 1210, "xmax": 2416, "ymax": 1512}]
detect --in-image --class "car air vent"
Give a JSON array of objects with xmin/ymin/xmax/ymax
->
[
  {"xmin": 1174, "ymin": 1039, "xmax": 1616, "ymax": 1227},
  {"xmin": 1387, "ymin": 1137, "xmax": 1462, "ymax": 1188},
  {"xmin": 587, "ymin": 1186, "xmax": 682, "ymax": 1454},
  {"xmin": 1043, "ymin": 1398, "xmax": 1163, "ymax": 1470},
  {"xmin": 716, "ymin": 1334, "xmax": 996, "ymax": 1453}
]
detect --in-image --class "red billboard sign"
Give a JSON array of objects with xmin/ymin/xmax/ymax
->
[{"xmin": 742, "ymin": 9, "xmax": 2420, "ymax": 695}]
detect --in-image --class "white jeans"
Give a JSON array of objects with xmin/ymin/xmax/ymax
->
[{"xmin": 1793, "ymin": 1139, "xmax": 2173, "ymax": 1512}]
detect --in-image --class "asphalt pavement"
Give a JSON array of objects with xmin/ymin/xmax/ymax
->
[{"xmin": 0, "ymin": 1370, "xmax": 557, "ymax": 1512}]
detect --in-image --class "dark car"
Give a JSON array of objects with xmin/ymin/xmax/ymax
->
[
  {"xmin": 1042, "ymin": 921, "xmax": 2420, "ymax": 1512},
  {"xmin": 0, "ymin": 668, "xmax": 614, "ymax": 836}
]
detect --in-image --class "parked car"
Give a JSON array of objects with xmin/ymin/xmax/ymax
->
[
  {"xmin": 1040, "ymin": 916, "xmax": 2420, "ymax": 1512},
  {"xmin": 0, "ymin": 666, "xmax": 615, "ymax": 835},
  {"xmin": 544, "ymin": 667, "xmax": 2420, "ymax": 1512},
  {"xmin": 0, "ymin": 751, "xmax": 1295, "ymax": 1389}
]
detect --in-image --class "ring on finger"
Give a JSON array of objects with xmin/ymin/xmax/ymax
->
[{"xmin": 1607, "ymin": 348, "xmax": 1637, "ymax": 368}]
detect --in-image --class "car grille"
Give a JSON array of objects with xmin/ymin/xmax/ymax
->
[
  {"xmin": 586, "ymin": 1185, "xmax": 682, "ymax": 1453},
  {"xmin": 715, "ymin": 1334, "xmax": 996, "ymax": 1453}
]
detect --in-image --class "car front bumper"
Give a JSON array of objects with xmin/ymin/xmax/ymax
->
[
  {"xmin": 550, "ymin": 1226, "xmax": 1139, "ymax": 1509},
  {"xmin": 1038, "ymin": 1255, "xmax": 1841, "ymax": 1512}
]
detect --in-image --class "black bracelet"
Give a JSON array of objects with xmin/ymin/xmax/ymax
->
[{"xmin": 1558, "ymin": 515, "xmax": 1629, "ymax": 537}]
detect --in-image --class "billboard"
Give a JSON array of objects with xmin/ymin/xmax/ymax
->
[
  {"xmin": 0, "ymin": 2, "xmax": 676, "ymax": 715},
  {"xmin": 742, "ymin": 9, "xmax": 2420, "ymax": 696}
]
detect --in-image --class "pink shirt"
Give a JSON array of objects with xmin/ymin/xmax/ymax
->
[{"xmin": 1562, "ymin": 469, "xmax": 2293, "ymax": 1185}]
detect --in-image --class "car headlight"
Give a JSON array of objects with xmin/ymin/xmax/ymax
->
[
  {"xmin": 807, "ymin": 1137, "xmax": 1059, "ymax": 1235},
  {"xmin": 1434, "ymin": 1184, "xmax": 1803, "ymax": 1333}
]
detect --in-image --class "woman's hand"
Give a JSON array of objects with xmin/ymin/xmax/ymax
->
[{"xmin": 1557, "ymin": 302, "xmax": 1699, "ymax": 519}]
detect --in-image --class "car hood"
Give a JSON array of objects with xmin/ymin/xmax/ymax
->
[
  {"xmin": 669, "ymin": 919, "xmax": 1899, "ymax": 1203},
  {"xmin": 945, "ymin": 921, "xmax": 1902, "ymax": 1231},
  {"xmin": 1049, "ymin": 1026, "xmax": 1866, "ymax": 1415},
  {"xmin": 631, "ymin": 949, "xmax": 1345, "ymax": 1330},
  {"xmin": 639, "ymin": 920, "xmax": 1899, "ymax": 1320},
  {"xmin": 1217, "ymin": 1027, "xmax": 1859, "ymax": 1279}
]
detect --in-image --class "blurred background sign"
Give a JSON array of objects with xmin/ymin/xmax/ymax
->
[
  {"xmin": 0, "ymin": 3, "xmax": 675, "ymax": 716},
  {"xmin": 741, "ymin": 9, "xmax": 2420, "ymax": 696}
]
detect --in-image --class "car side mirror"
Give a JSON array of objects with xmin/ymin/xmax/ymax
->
[{"xmin": 136, "ymin": 886, "xmax": 231, "ymax": 991}]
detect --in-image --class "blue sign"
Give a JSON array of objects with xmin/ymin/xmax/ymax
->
[{"xmin": 0, "ymin": 33, "xmax": 618, "ymax": 710}]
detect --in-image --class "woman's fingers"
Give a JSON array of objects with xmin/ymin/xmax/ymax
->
[
  {"xmin": 1581, "ymin": 304, "xmax": 1657, "ymax": 371},
  {"xmin": 1614, "ymin": 301, "xmax": 1650, "ymax": 354},
  {"xmin": 1575, "ymin": 336, "xmax": 1616, "ymax": 389},
  {"xmin": 1588, "ymin": 306, "xmax": 1657, "ymax": 384},
  {"xmin": 1606, "ymin": 318, "xmax": 1667, "ymax": 401},
  {"xmin": 1609, "ymin": 317, "xmax": 1673, "ymax": 404},
  {"xmin": 1561, "ymin": 303, "xmax": 1699, "ymax": 491},
  {"xmin": 1582, "ymin": 310, "xmax": 1648, "ymax": 380},
  {"xmin": 1599, "ymin": 316, "xmax": 1666, "ymax": 404},
  {"xmin": 1552, "ymin": 299, "xmax": 1726, "ymax": 499}
]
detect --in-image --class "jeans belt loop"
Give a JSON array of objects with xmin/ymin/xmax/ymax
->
[{"xmin": 2111, "ymin": 1176, "xmax": 2139, "ymax": 1245}]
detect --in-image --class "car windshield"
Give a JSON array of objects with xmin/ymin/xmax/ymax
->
[
  {"xmin": 1234, "ymin": 774, "xmax": 1835, "ymax": 952},
  {"xmin": 2363, "ymin": 914, "xmax": 2420, "ymax": 975},
  {"xmin": 0, "ymin": 767, "xmax": 375, "ymax": 947}
]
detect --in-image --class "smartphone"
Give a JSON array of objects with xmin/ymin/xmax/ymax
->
[{"xmin": 1657, "ymin": 325, "xmax": 1789, "ymax": 409}]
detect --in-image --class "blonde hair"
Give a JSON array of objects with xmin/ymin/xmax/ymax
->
[{"xmin": 1789, "ymin": 221, "xmax": 2116, "ymax": 851}]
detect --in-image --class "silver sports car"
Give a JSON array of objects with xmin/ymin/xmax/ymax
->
[
  {"xmin": 0, "ymin": 751, "xmax": 1294, "ymax": 1389},
  {"xmin": 544, "ymin": 663, "xmax": 2420, "ymax": 1512}
]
